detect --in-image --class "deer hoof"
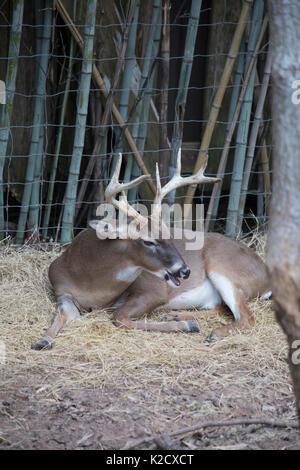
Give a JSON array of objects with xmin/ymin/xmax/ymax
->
[
  {"xmin": 31, "ymin": 338, "xmax": 53, "ymax": 350},
  {"xmin": 205, "ymin": 329, "xmax": 223, "ymax": 343},
  {"xmin": 204, "ymin": 333, "xmax": 217, "ymax": 344},
  {"xmin": 185, "ymin": 321, "xmax": 200, "ymax": 333}
]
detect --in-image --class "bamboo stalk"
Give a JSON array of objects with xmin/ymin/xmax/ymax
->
[
  {"xmin": 122, "ymin": 0, "xmax": 160, "ymax": 189},
  {"xmin": 75, "ymin": 90, "xmax": 101, "ymax": 218},
  {"xmin": 55, "ymin": 0, "xmax": 156, "ymax": 195},
  {"xmin": 28, "ymin": 109, "xmax": 45, "ymax": 233},
  {"xmin": 0, "ymin": 0, "xmax": 24, "ymax": 239},
  {"xmin": 236, "ymin": 46, "xmax": 271, "ymax": 232},
  {"xmin": 111, "ymin": 0, "xmax": 140, "ymax": 162},
  {"xmin": 184, "ymin": 0, "xmax": 253, "ymax": 208},
  {"xmin": 204, "ymin": 14, "xmax": 268, "ymax": 231},
  {"xmin": 126, "ymin": 0, "xmax": 162, "ymax": 202},
  {"xmin": 28, "ymin": 3, "xmax": 49, "ymax": 233},
  {"xmin": 260, "ymin": 137, "xmax": 271, "ymax": 212},
  {"xmin": 158, "ymin": 0, "xmax": 171, "ymax": 180},
  {"xmin": 225, "ymin": 0, "xmax": 264, "ymax": 238},
  {"xmin": 257, "ymin": 157, "xmax": 264, "ymax": 224},
  {"xmin": 42, "ymin": 4, "xmax": 76, "ymax": 240},
  {"xmin": 113, "ymin": 52, "xmax": 158, "ymax": 169},
  {"xmin": 15, "ymin": 0, "xmax": 52, "ymax": 244},
  {"xmin": 75, "ymin": 123, "xmax": 106, "ymax": 229},
  {"xmin": 167, "ymin": 0, "xmax": 203, "ymax": 207},
  {"xmin": 208, "ymin": 38, "xmax": 246, "ymax": 231},
  {"xmin": 100, "ymin": 0, "xmax": 137, "ymax": 177},
  {"xmin": 75, "ymin": 0, "xmax": 137, "ymax": 220},
  {"xmin": 60, "ymin": 0, "xmax": 97, "ymax": 244}
]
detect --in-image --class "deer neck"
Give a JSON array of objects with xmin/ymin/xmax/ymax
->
[{"xmin": 115, "ymin": 265, "xmax": 143, "ymax": 283}]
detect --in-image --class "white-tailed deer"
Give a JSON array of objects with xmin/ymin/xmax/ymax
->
[{"xmin": 32, "ymin": 151, "xmax": 271, "ymax": 350}]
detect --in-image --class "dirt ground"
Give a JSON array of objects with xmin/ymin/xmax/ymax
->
[{"xmin": 0, "ymin": 244, "xmax": 299, "ymax": 450}]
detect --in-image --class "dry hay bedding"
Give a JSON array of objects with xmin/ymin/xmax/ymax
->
[{"xmin": 0, "ymin": 238, "xmax": 299, "ymax": 449}]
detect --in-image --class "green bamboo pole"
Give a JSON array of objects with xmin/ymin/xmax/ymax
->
[
  {"xmin": 77, "ymin": 132, "xmax": 107, "ymax": 226},
  {"xmin": 127, "ymin": 0, "xmax": 162, "ymax": 202},
  {"xmin": 0, "ymin": 0, "xmax": 24, "ymax": 239},
  {"xmin": 236, "ymin": 46, "xmax": 272, "ymax": 232},
  {"xmin": 60, "ymin": 0, "xmax": 97, "ymax": 244},
  {"xmin": 28, "ymin": 3, "xmax": 49, "ymax": 232},
  {"xmin": 98, "ymin": 0, "xmax": 137, "ymax": 182},
  {"xmin": 122, "ymin": 0, "xmax": 161, "ymax": 188},
  {"xmin": 135, "ymin": 3, "xmax": 161, "ymax": 158},
  {"xmin": 15, "ymin": 0, "xmax": 52, "ymax": 244},
  {"xmin": 167, "ymin": 0, "xmax": 202, "ymax": 207},
  {"xmin": 158, "ymin": 0, "xmax": 171, "ymax": 179},
  {"xmin": 208, "ymin": 38, "xmax": 246, "ymax": 231},
  {"xmin": 28, "ymin": 109, "xmax": 45, "ymax": 232},
  {"xmin": 204, "ymin": 14, "xmax": 268, "ymax": 232},
  {"xmin": 112, "ymin": 0, "xmax": 140, "ymax": 159},
  {"xmin": 184, "ymin": 0, "xmax": 253, "ymax": 208},
  {"xmin": 225, "ymin": 0, "xmax": 264, "ymax": 238},
  {"xmin": 127, "ymin": 60, "xmax": 159, "ymax": 201},
  {"xmin": 260, "ymin": 136, "xmax": 271, "ymax": 213},
  {"xmin": 75, "ymin": 0, "xmax": 137, "ymax": 219},
  {"xmin": 42, "ymin": 29, "xmax": 75, "ymax": 240},
  {"xmin": 56, "ymin": 0, "xmax": 156, "ymax": 195}
]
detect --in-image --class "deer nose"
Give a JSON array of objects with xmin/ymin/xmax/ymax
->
[{"xmin": 179, "ymin": 266, "xmax": 190, "ymax": 279}]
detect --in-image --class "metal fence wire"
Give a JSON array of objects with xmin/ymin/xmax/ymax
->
[{"xmin": 0, "ymin": 0, "xmax": 271, "ymax": 245}]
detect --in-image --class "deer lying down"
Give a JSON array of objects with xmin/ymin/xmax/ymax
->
[{"xmin": 32, "ymin": 152, "xmax": 271, "ymax": 350}]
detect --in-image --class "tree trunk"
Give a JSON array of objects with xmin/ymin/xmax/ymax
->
[{"xmin": 266, "ymin": 0, "xmax": 300, "ymax": 423}]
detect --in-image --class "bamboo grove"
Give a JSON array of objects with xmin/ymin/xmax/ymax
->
[{"xmin": 0, "ymin": 0, "xmax": 271, "ymax": 244}]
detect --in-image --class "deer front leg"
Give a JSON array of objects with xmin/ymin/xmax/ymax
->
[
  {"xmin": 112, "ymin": 293, "xmax": 199, "ymax": 333},
  {"xmin": 31, "ymin": 294, "xmax": 81, "ymax": 350}
]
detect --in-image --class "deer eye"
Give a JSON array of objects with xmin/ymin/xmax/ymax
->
[{"xmin": 143, "ymin": 240, "xmax": 157, "ymax": 247}]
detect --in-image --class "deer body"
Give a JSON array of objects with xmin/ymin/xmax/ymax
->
[
  {"xmin": 107, "ymin": 232, "xmax": 271, "ymax": 340},
  {"xmin": 32, "ymin": 229, "xmax": 270, "ymax": 350},
  {"xmin": 31, "ymin": 151, "xmax": 271, "ymax": 350}
]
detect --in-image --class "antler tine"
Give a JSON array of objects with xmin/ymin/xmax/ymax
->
[
  {"xmin": 106, "ymin": 153, "xmax": 150, "ymax": 197},
  {"xmin": 155, "ymin": 163, "xmax": 162, "ymax": 198},
  {"xmin": 111, "ymin": 152, "xmax": 122, "ymax": 184},
  {"xmin": 192, "ymin": 152, "xmax": 221, "ymax": 185},
  {"xmin": 152, "ymin": 148, "xmax": 221, "ymax": 220},
  {"xmin": 105, "ymin": 153, "xmax": 150, "ymax": 224},
  {"xmin": 174, "ymin": 147, "xmax": 181, "ymax": 176}
]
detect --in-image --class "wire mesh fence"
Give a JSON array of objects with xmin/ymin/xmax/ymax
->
[{"xmin": 0, "ymin": 0, "xmax": 271, "ymax": 245}]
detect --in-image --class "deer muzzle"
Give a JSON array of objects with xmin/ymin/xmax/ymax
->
[{"xmin": 164, "ymin": 265, "xmax": 191, "ymax": 287}]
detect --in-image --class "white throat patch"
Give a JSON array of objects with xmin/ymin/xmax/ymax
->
[{"xmin": 116, "ymin": 266, "xmax": 142, "ymax": 283}]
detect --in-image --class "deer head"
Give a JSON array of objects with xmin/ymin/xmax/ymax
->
[{"xmin": 89, "ymin": 150, "xmax": 219, "ymax": 287}]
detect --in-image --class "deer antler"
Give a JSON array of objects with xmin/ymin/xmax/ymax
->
[
  {"xmin": 152, "ymin": 148, "xmax": 221, "ymax": 220},
  {"xmin": 105, "ymin": 153, "xmax": 150, "ymax": 226}
]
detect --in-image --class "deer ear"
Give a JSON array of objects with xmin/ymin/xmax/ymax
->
[
  {"xmin": 88, "ymin": 220, "xmax": 100, "ymax": 231},
  {"xmin": 89, "ymin": 219, "xmax": 118, "ymax": 239},
  {"xmin": 89, "ymin": 219, "xmax": 136, "ymax": 240}
]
